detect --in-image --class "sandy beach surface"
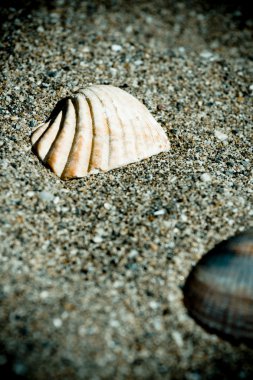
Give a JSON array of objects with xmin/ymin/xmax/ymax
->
[{"xmin": 0, "ymin": 0, "xmax": 253, "ymax": 379}]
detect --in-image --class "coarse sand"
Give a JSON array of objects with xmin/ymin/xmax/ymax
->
[{"xmin": 0, "ymin": 0, "xmax": 253, "ymax": 379}]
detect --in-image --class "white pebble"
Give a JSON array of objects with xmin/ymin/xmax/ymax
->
[
  {"xmin": 134, "ymin": 60, "xmax": 143, "ymax": 66},
  {"xmin": 181, "ymin": 214, "xmax": 188, "ymax": 222},
  {"xmin": 92, "ymin": 235, "xmax": 103, "ymax": 243},
  {"xmin": 39, "ymin": 191, "xmax": 54, "ymax": 202},
  {"xmin": 37, "ymin": 26, "xmax": 45, "ymax": 33},
  {"xmin": 53, "ymin": 196, "xmax": 60, "ymax": 204},
  {"xmin": 78, "ymin": 325, "xmax": 86, "ymax": 336},
  {"xmin": 128, "ymin": 249, "xmax": 138, "ymax": 259},
  {"xmin": 109, "ymin": 68, "xmax": 117, "ymax": 76},
  {"xmin": 153, "ymin": 209, "xmax": 166, "ymax": 216},
  {"xmin": 111, "ymin": 44, "xmax": 122, "ymax": 52},
  {"xmin": 178, "ymin": 47, "xmax": 185, "ymax": 54},
  {"xmin": 249, "ymin": 84, "xmax": 253, "ymax": 91},
  {"xmin": 110, "ymin": 319, "xmax": 120, "ymax": 328},
  {"xmin": 214, "ymin": 130, "xmax": 228, "ymax": 141},
  {"xmin": 153, "ymin": 317, "xmax": 162, "ymax": 331},
  {"xmin": 83, "ymin": 46, "xmax": 90, "ymax": 53},
  {"xmin": 149, "ymin": 301, "xmax": 160, "ymax": 309},
  {"xmin": 172, "ymin": 331, "xmax": 184, "ymax": 347},
  {"xmin": 200, "ymin": 173, "xmax": 212, "ymax": 182},
  {"xmin": 26, "ymin": 191, "xmax": 35, "ymax": 198},
  {"xmin": 53, "ymin": 318, "xmax": 62, "ymax": 328},
  {"xmin": 40, "ymin": 290, "xmax": 49, "ymax": 299},
  {"xmin": 61, "ymin": 311, "xmax": 69, "ymax": 320},
  {"xmin": 1, "ymin": 160, "xmax": 8, "ymax": 169},
  {"xmin": 200, "ymin": 50, "xmax": 213, "ymax": 59}
]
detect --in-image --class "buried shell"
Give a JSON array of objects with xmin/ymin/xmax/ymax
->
[
  {"xmin": 31, "ymin": 85, "xmax": 170, "ymax": 180},
  {"xmin": 183, "ymin": 230, "xmax": 253, "ymax": 347}
]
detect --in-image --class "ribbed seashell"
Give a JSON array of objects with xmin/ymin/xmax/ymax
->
[
  {"xmin": 183, "ymin": 230, "xmax": 253, "ymax": 346},
  {"xmin": 31, "ymin": 85, "xmax": 170, "ymax": 180}
]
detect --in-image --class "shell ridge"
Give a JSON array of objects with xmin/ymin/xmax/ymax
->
[
  {"xmin": 90, "ymin": 86, "xmax": 128, "ymax": 168},
  {"xmin": 83, "ymin": 93, "xmax": 96, "ymax": 173},
  {"xmin": 126, "ymin": 90, "xmax": 163, "ymax": 156},
  {"xmin": 108, "ymin": 89, "xmax": 140, "ymax": 161},
  {"xmin": 61, "ymin": 96, "xmax": 82, "ymax": 179},
  {"xmin": 133, "ymin": 99, "xmax": 158, "ymax": 149},
  {"xmin": 119, "ymin": 90, "xmax": 148, "ymax": 159},
  {"xmin": 31, "ymin": 97, "xmax": 70, "ymax": 147},
  {"xmin": 42, "ymin": 108, "xmax": 66, "ymax": 163},
  {"xmin": 99, "ymin": 86, "xmax": 128, "ymax": 164},
  {"xmin": 145, "ymin": 114, "xmax": 170, "ymax": 152},
  {"xmin": 110, "ymin": 89, "xmax": 140, "ymax": 159},
  {"xmin": 83, "ymin": 88, "xmax": 110, "ymax": 171},
  {"xmin": 144, "ymin": 112, "xmax": 164, "ymax": 146},
  {"xmin": 137, "ymin": 112, "xmax": 156, "ymax": 152},
  {"xmin": 137, "ymin": 97, "xmax": 169, "ymax": 149},
  {"xmin": 130, "ymin": 114, "xmax": 143, "ymax": 160},
  {"xmin": 45, "ymin": 99, "xmax": 76, "ymax": 177},
  {"xmin": 122, "ymin": 93, "xmax": 160, "ymax": 159},
  {"xmin": 86, "ymin": 87, "xmax": 111, "ymax": 171},
  {"xmin": 145, "ymin": 110, "xmax": 169, "ymax": 148},
  {"xmin": 133, "ymin": 102, "xmax": 163, "ymax": 150},
  {"xmin": 35, "ymin": 110, "xmax": 64, "ymax": 161},
  {"xmin": 33, "ymin": 112, "xmax": 61, "ymax": 149},
  {"xmin": 106, "ymin": 86, "xmax": 139, "ymax": 163},
  {"xmin": 31, "ymin": 121, "xmax": 50, "ymax": 146}
]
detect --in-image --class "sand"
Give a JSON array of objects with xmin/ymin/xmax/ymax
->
[{"xmin": 0, "ymin": 0, "xmax": 253, "ymax": 379}]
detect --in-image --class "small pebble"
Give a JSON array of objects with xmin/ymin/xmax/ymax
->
[
  {"xmin": 109, "ymin": 68, "xmax": 117, "ymax": 76},
  {"xmin": 214, "ymin": 130, "xmax": 228, "ymax": 141},
  {"xmin": 153, "ymin": 209, "xmax": 166, "ymax": 216},
  {"xmin": 181, "ymin": 214, "xmax": 188, "ymax": 222},
  {"xmin": 157, "ymin": 104, "xmax": 167, "ymax": 111},
  {"xmin": 111, "ymin": 44, "xmax": 122, "ymax": 52},
  {"xmin": 200, "ymin": 50, "xmax": 213, "ymax": 59},
  {"xmin": 53, "ymin": 318, "xmax": 62, "ymax": 328},
  {"xmin": 104, "ymin": 202, "xmax": 111, "ymax": 210},
  {"xmin": 178, "ymin": 46, "xmax": 186, "ymax": 54},
  {"xmin": 26, "ymin": 191, "xmax": 35, "ymax": 197},
  {"xmin": 200, "ymin": 173, "xmax": 212, "ymax": 182},
  {"xmin": 39, "ymin": 191, "xmax": 54, "ymax": 202},
  {"xmin": 47, "ymin": 70, "xmax": 58, "ymax": 77},
  {"xmin": 134, "ymin": 60, "xmax": 143, "ymax": 66},
  {"xmin": 171, "ymin": 331, "xmax": 184, "ymax": 347},
  {"xmin": 149, "ymin": 301, "xmax": 160, "ymax": 309},
  {"xmin": 29, "ymin": 120, "xmax": 37, "ymax": 128},
  {"xmin": 10, "ymin": 116, "xmax": 18, "ymax": 121},
  {"xmin": 92, "ymin": 235, "xmax": 103, "ymax": 243},
  {"xmin": 40, "ymin": 291, "xmax": 49, "ymax": 299},
  {"xmin": 37, "ymin": 26, "xmax": 45, "ymax": 32},
  {"xmin": 128, "ymin": 249, "xmax": 138, "ymax": 259}
]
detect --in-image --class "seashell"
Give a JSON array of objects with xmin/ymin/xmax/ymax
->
[
  {"xmin": 183, "ymin": 230, "xmax": 253, "ymax": 346},
  {"xmin": 31, "ymin": 85, "xmax": 170, "ymax": 180}
]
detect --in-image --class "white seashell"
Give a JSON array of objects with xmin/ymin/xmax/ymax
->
[{"xmin": 31, "ymin": 85, "xmax": 170, "ymax": 180}]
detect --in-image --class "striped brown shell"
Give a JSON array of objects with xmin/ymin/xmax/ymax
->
[
  {"xmin": 183, "ymin": 230, "xmax": 253, "ymax": 347},
  {"xmin": 31, "ymin": 85, "xmax": 170, "ymax": 180}
]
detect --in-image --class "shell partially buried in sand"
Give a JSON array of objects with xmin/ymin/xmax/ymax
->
[
  {"xmin": 183, "ymin": 230, "xmax": 253, "ymax": 347},
  {"xmin": 31, "ymin": 85, "xmax": 170, "ymax": 180}
]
